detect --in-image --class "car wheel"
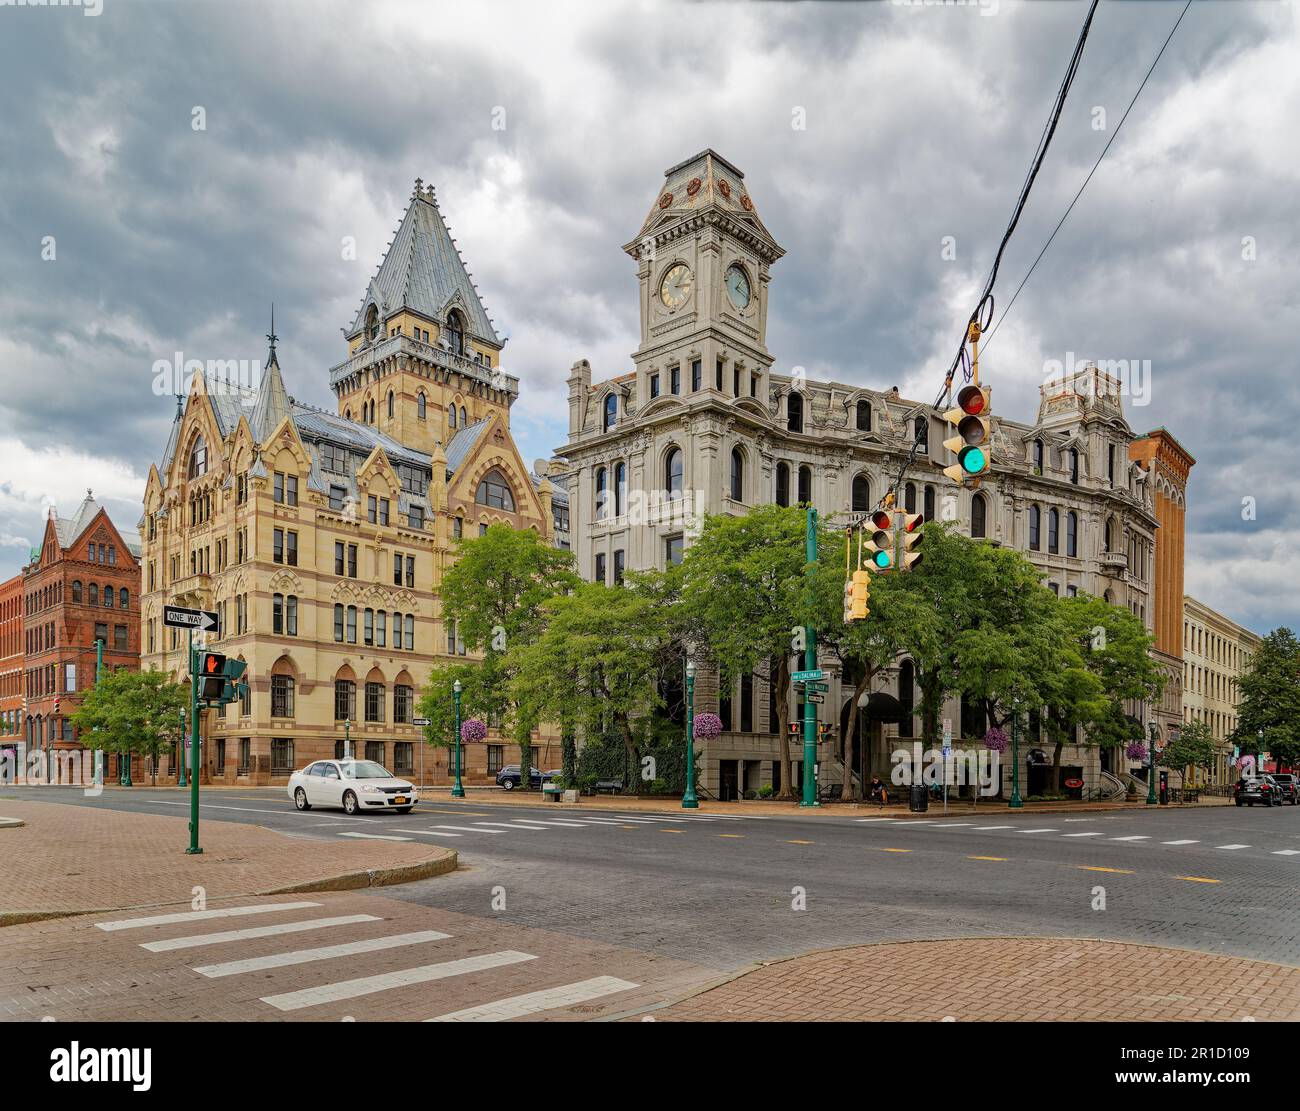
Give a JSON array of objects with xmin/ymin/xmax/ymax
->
[
  {"xmin": 294, "ymin": 787, "xmax": 311, "ymax": 811},
  {"xmin": 502, "ymin": 779, "xmax": 515, "ymax": 791},
  {"xmin": 343, "ymin": 790, "xmax": 359, "ymax": 815}
]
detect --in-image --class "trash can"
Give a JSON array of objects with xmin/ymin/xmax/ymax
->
[
  {"xmin": 909, "ymin": 783, "xmax": 929, "ymax": 812},
  {"xmin": 1159, "ymin": 770, "xmax": 1168, "ymax": 806}
]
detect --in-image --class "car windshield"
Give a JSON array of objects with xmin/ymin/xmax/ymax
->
[{"xmin": 339, "ymin": 761, "xmax": 392, "ymax": 779}]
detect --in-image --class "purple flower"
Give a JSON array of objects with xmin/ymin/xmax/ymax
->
[
  {"xmin": 693, "ymin": 712, "xmax": 723, "ymax": 741},
  {"xmin": 982, "ymin": 727, "xmax": 1008, "ymax": 753},
  {"xmin": 1125, "ymin": 740, "xmax": 1148, "ymax": 761},
  {"xmin": 460, "ymin": 718, "xmax": 487, "ymax": 743}
]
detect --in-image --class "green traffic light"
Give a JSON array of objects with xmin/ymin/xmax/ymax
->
[
  {"xmin": 960, "ymin": 445, "xmax": 987, "ymax": 474},
  {"xmin": 871, "ymin": 550, "xmax": 892, "ymax": 569}
]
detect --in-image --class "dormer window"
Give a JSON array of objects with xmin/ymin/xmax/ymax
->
[
  {"xmin": 365, "ymin": 305, "xmax": 379, "ymax": 342},
  {"xmin": 787, "ymin": 392, "xmax": 803, "ymax": 434},
  {"xmin": 1033, "ymin": 439, "xmax": 1044, "ymax": 472},
  {"xmin": 603, "ymin": 393, "xmax": 618, "ymax": 433},
  {"xmin": 188, "ymin": 435, "xmax": 207, "ymax": 479},
  {"xmin": 446, "ymin": 310, "xmax": 466, "ymax": 356},
  {"xmin": 856, "ymin": 400, "xmax": 871, "ymax": 432}
]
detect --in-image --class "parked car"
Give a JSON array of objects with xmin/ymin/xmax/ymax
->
[
  {"xmin": 288, "ymin": 759, "xmax": 418, "ymax": 815},
  {"xmin": 1267, "ymin": 773, "xmax": 1299, "ymax": 805},
  {"xmin": 495, "ymin": 765, "xmax": 559, "ymax": 790},
  {"xmin": 1234, "ymin": 776, "xmax": 1280, "ymax": 807}
]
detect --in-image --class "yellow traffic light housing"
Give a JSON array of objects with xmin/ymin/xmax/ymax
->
[
  {"xmin": 942, "ymin": 384, "xmax": 992, "ymax": 485},
  {"xmin": 865, "ymin": 509, "xmax": 895, "ymax": 571},
  {"xmin": 898, "ymin": 513, "xmax": 924, "ymax": 572},
  {"xmin": 850, "ymin": 569, "xmax": 871, "ymax": 618}
]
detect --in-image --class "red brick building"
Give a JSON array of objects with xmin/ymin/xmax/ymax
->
[
  {"xmin": 0, "ymin": 572, "xmax": 21, "ymax": 775},
  {"xmin": 22, "ymin": 493, "xmax": 142, "ymax": 781}
]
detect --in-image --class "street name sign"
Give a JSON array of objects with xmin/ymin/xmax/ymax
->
[
  {"xmin": 792, "ymin": 669, "xmax": 824, "ymax": 682},
  {"xmin": 163, "ymin": 605, "xmax": 218, "ymax": 632}
]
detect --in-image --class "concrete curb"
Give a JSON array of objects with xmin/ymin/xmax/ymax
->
[{"xmin": 0, "ymin": 817, "xmax": 25, "ymax": 829}]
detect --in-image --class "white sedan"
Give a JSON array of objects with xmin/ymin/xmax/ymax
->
[{"xmin": 287, "ymin": 759, "xmax": 419, "ymax": 815}]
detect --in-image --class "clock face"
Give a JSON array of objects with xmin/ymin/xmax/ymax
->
[
  {"xmin": 659, "ymin": 263, "xmax": 693, "ymax": 309},
  {"xmin": 725, "ymin": 264, "xmax": 751, "ymax": 310}
]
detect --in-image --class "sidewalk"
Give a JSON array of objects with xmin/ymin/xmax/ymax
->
[
  {"xmin": 641, "ymin": 937, "xmax": 1300, "ymax": 1021},
  {"xmin": 0, "ymin": 800, "xmax": 455, "ymax": 926}
]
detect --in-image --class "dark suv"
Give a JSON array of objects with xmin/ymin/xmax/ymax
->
[
  {"xmin": 495, "ymin": 765, "xmax": 558, "ymax": 790},
  {"xmin": 1267, "ymin": 773, "xmax": 1299, "ymax": 805},
  {"xmin": 1234, "ymin": 776, "xmax": 1281, "ymax": 807}
]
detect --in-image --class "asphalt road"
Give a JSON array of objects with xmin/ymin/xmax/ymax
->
[{"xmin": 7, "ymin": 785, "xmax": 1299, "ymax": 969}]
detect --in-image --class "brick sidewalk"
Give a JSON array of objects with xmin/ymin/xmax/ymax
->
[
  {"xmin": 644, "ymin": 937, "xmax": 1300, "ymax": 1021},
  {"xmin": 0, "ymin": 800, "xmax": 455, "ymax": 924}
]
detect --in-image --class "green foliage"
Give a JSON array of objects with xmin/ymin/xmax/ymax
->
[
  {"xmin": 1160, "ymin": 718, "xmax": 1217, "ymax": 775},
  {"xmin": 70, "ymin": 668, "xmax": 189, "ymax": 782},
  {"xmin": 1235, "ymin": 627, "xmax": 1300, "ymax": 768},
  {"xmin": 415, "ymin": 660, "xmax": 490, "ymax": 751}
]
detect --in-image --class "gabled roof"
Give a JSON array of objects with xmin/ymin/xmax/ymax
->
[
  {"xmin": 250, "ymin": 349, "xmax": 293, "ymax": 442},
  {"xmin": 348, "ymin": 181, "xmax": 500, "ymax": 346},
  {"xmin": 51, "ymin": 492, "xmax": 142, "ymax": 560},
  {"xmin": 444, "ymin": 417, "xmax": 491, "ymax": 475}
]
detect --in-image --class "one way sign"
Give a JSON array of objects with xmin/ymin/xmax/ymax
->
[{"xmin": 163, "ymin": 604, "xmax": 219, "ymax": 632}]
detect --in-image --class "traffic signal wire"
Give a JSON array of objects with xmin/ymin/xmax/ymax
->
[{"xmin": 980, "ymin": 0, "xmax": 1195, "ymax": 357}]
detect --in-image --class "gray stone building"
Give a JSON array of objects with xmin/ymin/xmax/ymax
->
[{"xmin": 555, "ymin": 149, "xmax": 1168, "ymax": 800}]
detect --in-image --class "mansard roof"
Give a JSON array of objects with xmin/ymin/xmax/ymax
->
[
  {"xmin": 635, "ymin": 148, "xmax": 779, "ymax": 253},
  {"xmin": 347, "ymin": 180, "xmax": 500, "ymax": 347}
]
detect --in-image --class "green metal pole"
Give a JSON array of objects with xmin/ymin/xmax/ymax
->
[
  {"xmin": 186, "ymin": 643, "xmax": 203, "ymax": 854},
  {"xmin": 177, "ymin": 630, "xmax": 189, "ymax": 787},
  {"xmin": 801, "ymin": 505, "xmax": 819, "ymax": 807},
  {"xmin": 1146, "ymin": 723, "xmax": 1158, "ymax": 805},
  {"xmin": 1009, "ymin": 696, "xmax": 1023, "ymax": 808},
  {"xmin": 682, "ymin": 660, "xmax": 698, "ymax": 808},
  {"xmin": 451, "ymin": 680, "xmax": 465, "ymax": 798}
]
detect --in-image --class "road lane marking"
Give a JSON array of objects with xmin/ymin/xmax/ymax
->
[
  {"xmin": 1271, "ymin": 849, "xmax": 1300, "ymax": 856},
  {"xmin": 473, "ymin": 822, "xmax": 550, "ymax": 831},
  {"xmin": 878, "ymin": 848, "xmax": 912, "ymax": 853},
  {"xmin": 971, "ymin": 825, "xmax": 1013, "ymax": 830},
  {"xmin": 1079, "ymin": 866, "xmax": 1134, "ymax": 874},
  {"xmin": 929, "ymin": 823, "xmax": 972, "ymax": 828},
  {"xmin": 1063, "ymin": 832, "xmax": 1105, "ymax": 838},
  {"xmin": 1110, "ymin": 836, "xmax": 1150, "ymax": 841},
  {"xmin": 391, "ymin": 828, "xmax": 459, "ymax": 837},
  {"xmin": 660, "ymin": 829, "xmax": 686, "ymax": 834},
  {"xmin": 567, "ymin": 816, "xmax": 656, "ymax": 825},
  {"xmin": 337, "ymin": 832, "xmax": 413, "ymax": 841},
  {"xmin": 785, "ymin": 839, "xmax": 815, "ymax": 845},
  {"xmin": 194, "ymin": 929, "xmax": 453, "ymax": 978},
  {"xmin": 1177, "ymin": 876, "xmax": 1222, "ymax": 884},
  {"xmin": 425, "ymin": 976, "xmax": 639, "ymax": 1022},
  {"xmin": 260, "ymin": 951, "xmax": 537, "ymax": 1011},
  {"xmin": 718, "ymin": 833, "xmax": 744, "ymax": 838},
  {"xmin": 505, "ymin": 820, "xmax": 593, "ymax": 828},
  {"xmin": 1018, "ymin": 828, "xmax": 1059, "ymax": 833},
  {"xmin": 1162, "ymin": 839, "xmax": 1200, "ymax": 845},
  {"xmin": 141, "ymin": 914, "xmax": 382, "ymax": 952},
  {"xmin": 968, "ymin": 855, "xmax": 1006, "ymax": 861},
  {"xmin": 422, "ymin": 825, "xmax": 506, "ymax": 835},
  {"xmin": 1215, "ymin": 844, "xmax": 1251, "ymax": 850},
  {"xmin": 853, "ymin": 818, "xmax": 897, "ymax": 824},
  {"xmin": 96, "ymin": 901, "xmax": 320, "ymax": 932}
]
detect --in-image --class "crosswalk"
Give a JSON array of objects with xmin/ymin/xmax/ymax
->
[
  {"xmin": 355, "ymin": 809, "xmax": 752, "ymax": 841},
  {"xmin": 90, "ymin": 900, "xmax": 644, "ymax": 1021},
  {"xmin": 852, "ymin": 817, "xmax": 1300, "ymax": 863}
]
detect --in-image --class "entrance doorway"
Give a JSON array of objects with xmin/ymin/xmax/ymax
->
[{"xmin": 719, "ymin": 759, "xmax": 739, "ymax": 802}]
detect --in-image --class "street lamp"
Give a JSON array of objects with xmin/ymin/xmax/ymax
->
[
  {"xmin": 1009, "ymin": 693, "xmax": 1023, "ymax": 809},
  {"xmin": 344, "ymin": 718, "xmax": 351, "ymax": 761},
  {"xmin": 451, "ymin": 679, "xmax": 465, "ymax": 799},
  {"xmin": 177, "ymin": 707, "xmax": 187, "ymax": 788},
  {"xmin": 1147, "ymin": 722, "xmax": 1158, "ymax": 805},
  {"xmin": 682, "ymin": 659, "xmax": 698, "ymax": 809}
]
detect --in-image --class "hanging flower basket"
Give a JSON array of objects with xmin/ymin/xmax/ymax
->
[
  {"xmin": 460, "ymin": 719, "xmax": 487, "ymax": 744},
  {"xmin": 693, "ymin": 713, "xmax": 722, "ymax": 741},
  {"xmin": 982, "ymin": 727, "xmax": 1008, "ymax": 753},
  {"xmin": 1125, "ymin": 740, "xmax": 1148, "ymax": 761}
]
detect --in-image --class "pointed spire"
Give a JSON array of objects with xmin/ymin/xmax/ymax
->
[
  {"xmin": 266, "ymin": 302, "xmax": 279, "ymax": 366},
  {"xmin": 251, "ymin": 313, "xmax": 293, "ymax": 443}
]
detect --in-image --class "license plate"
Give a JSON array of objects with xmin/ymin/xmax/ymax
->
[{"xmin": 392, "ymin": 796, "xmax": 407, "ymax": 805}]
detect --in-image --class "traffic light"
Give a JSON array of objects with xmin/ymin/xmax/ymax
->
[
  {"xmin": 787, "ymin": 721, "xmax": 801, "ymax": 739},
  {"xmin": 850, "ymin": 569, "xmax": 870, "ymax": 619},
  {"xmin": 199, "ymin": 652, "xmax": 227, "ymax": 701},
  {"xmin": 842, "ymin": 575, "xmax": 855, "ymax": 624},
  {"xmin": 942, "ymin": 384, "xmax": 992, "ymax": 484},
  {"xmin": 817, "ymin": 721, "xmax": 833, "ymax": 743},
  {"xmin": 865, "ymin": 509, "xmax": 895, "ymax": 571},
  {"xmin": 898, "ymin": 513, "xmax": 925, "ymax": 572}
]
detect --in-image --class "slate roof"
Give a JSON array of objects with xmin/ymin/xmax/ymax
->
[
  {"xmin": 249, "ymin": 350, "xmax": 293, "ymax": 442},
  {"xmin": 444, "ymin": 418, "xmax": 491, "ymax": 475},
  {"xmin": 348, "ymin": 182, "xmax": 500, "ymax": 346},
  {"xmin": 52, "ymin": 493, "xmax": 141, "ymax": 560},
  {"xmin": 638, "ymin": 149, "xmax": 772, "ymax": 240}
]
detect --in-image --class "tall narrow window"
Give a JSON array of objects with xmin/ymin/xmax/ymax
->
[
  {"xmin": 775, "ymin": 462, "xmax": 790, "ymax": 507},
  {"xmin": 417, "ymin": 392, "xmax": 426, "ymax": 420},
  {"xmin": 971, "ymin": 494, "xmax": 987, "ymax": 539},
  {"xmin": 446, "ymin": 310, "xmax": 465, "ymax": 356},
  {"xmin": 614, "ymin": 462, "xmax": 626, "ymax": 516},
  {"xmin": 856, "ymin": 400, "xmax": 871, "ymax": 431},
  {"xmin": 851, "ymin": 474, "xmax": 870, "ymax": 513},
  {"xmin": 595, "ymin": 467, "xmax": 608, "ymax": 520},
  {"xmin": 787, "ymin": 392, "xmax": 803, "ymax": 433},
  {"xmin": 1047, "ymin": 508, "xmax": 1060, "ymax": 554},
  {"xmin": 913, "ymin": 416, "xmax": 928, "ymax": 453},
  {"xmin": 1033, "ymin": 439, "xmax": 1044, "ymax": 472},
  {"xmin": 603, "ymin": 393, "xmax": 617, "ymax": 432},
  {"xmin": 666, "ymin": 448, "xmax": 684, "ymax": 500},
  {"xmin": 1066, "ymin": 511, "xmax": 1078, "ymax": 557},
  {"xmin": 1068, "ymin": 448, "xmax": 1079, "ymax": 485},
  {"xmin": 730, "ymin": 448, "xmax": 744, "ymax": 502},
  {"xmin": 1029, "ymin": 506, "xmax": 1041, "ymax": 551},
  {"xmin": 924, "ymin": 484, "xmax": 935, "ymax": 523},
  {"xmin": 797, "ymin": 465, "xmax": 812, "ymax": 505},
  {"xmin": 691, "ymin": 358, "xmax": 702, "ymax": 392}
]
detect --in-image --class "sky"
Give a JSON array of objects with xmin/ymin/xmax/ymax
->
[{"xmin": 0, "ymin": 0, "xmax": 1296, "ymax": 635}]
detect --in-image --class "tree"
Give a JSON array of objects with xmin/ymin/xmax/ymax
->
[
  {"xmin": 507, "ymin": 582, "xmax": 670, "ymax": 789},
  {"xmin": 70, "ymin": 668, "xmax": 189, "ymax": 786},
  {"xmin": 415, "ymin": 660, "xmax": 493, "ymax": 772},
  {"xmin": 1234, "ymin": 627, "xmax": 1300, "ymax": 772},
  {"xmin": 434, "ymin": 524, "xmax": 580, "ymax": 782},
  {"xmin": 1160, "ymin": 718, "xmax": 1217, "ymax": 786},
  {"xmin": 676, "ymin": 506, "xmax": 812, "ymax": 799}
]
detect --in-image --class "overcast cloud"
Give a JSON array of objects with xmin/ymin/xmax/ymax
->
[{"xmin": 0, "ymin": 0, "xmax": 1296, "ymax": 634}]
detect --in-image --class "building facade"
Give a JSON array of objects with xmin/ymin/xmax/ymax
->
[
  {"xmin": 19, "ymin": 494, "xmax": 142, "ymax": 781},
  {"xmin": 140, "ymin": 181, "xmax": 562, "ymax": 785},
  {"xmin": 556, "ymin": 149, "xmax": 1176, "ymax": 799},
  {"xmin": 0, "ymin": 573, "xmax": 22, "ymax": 769},
  {"xmin": 1182, "ymin": 594, "xmax": 1261, "ymax": 785}
]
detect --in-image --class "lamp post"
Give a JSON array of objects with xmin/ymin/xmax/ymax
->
[
  {"xmin": 1147, "ymin": 722, "xmax": 1158, "ymax": 805},
  {"xmin": 177, "ymin": 707, "xmax": 187, "ymax": 788},
  {"xmin": 344, "ymin": 718, "xmax": 351, "ymax": 761},
  {"xmin": 451, "ymin": 679, "xmax": 465, "ymax": 798},
  {"xmin": 1009, "ymin": 694, "xmax": 1023, "ymax": 809},
  {"xmin": 683, "ymin": 659, "xmax": 698, "ymax": 809}
]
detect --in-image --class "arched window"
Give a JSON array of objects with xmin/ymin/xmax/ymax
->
[
  {"xmin": 1047, "ymin": 508, "xmax": 1060, "ymax": 553},
  {"xmin": 459, "ymin": 405, "xmax": 466, "ymax": 427},
  {"xmin": 449, "ymin": 404, "xmax": 457, "ymax": 430},
  {"xmin": 344, "ymin": 408, "xmax": 351, "ymax": 420},
  {"xmin": 852, "ymin": 474, "xmax": 871, "ymax": 513},
  {"xmin": 88, "ymin": 583, "xmax": 98, "ymax": 606},
  {"xmin": 1028, "ymin": 505, "xmax": 1041, "ymax": 551},
  {"xmin": 905, "ymin": 482, "xmax": 916, "ymax": 513},
  {"xmin": 798, "ymin": 466, "xmax": 812, "ymax": 505},
  {"xmin": 666, "ymin": 448, "xmax": 684, "ymax": 500},
  {"xmin": 103, "ymin": 585, "xmax": 113, "ymax": 608},
  {"xmin": 1104, "ymin": 516, "xmax": 1115, "ymax": 553},
  {"xmin": 365, "ymin": 304, "xmax": 379, "ymax": 342},
  {"xmin": 188, "ymin": 435, "xmax": 207, "ymax": 479},
  {"xmin": 856, "ymin": 400, "xmax": 871, "ymax": 432},
  {"xmin": 1103, "ymin": 589, "xmax": 1113, "ymax": 604},
  {"xmin": 1033, "ymin": 439, "xmax": 1044, "ymax": 472},
  {"xmin": 119, "ymin": 588, "xmax": 128, "ymax": 609},
  {"xmin": 787, "ymin": 392, "xmax": 803, "ymax": 433},
  {"xmin": 914, "ymin": 416, "xmax": 928, "ymax": 453},
  {"xmin": 1066, "ymin": 511, "xmax": 1078, "ymax": 557},
  {"xmin": 387, "ymin": 390, "xmax": 394, "ymax": 420},
  {"xmin": 603, "ymin": 393, "xmax": 618, "ymax": 433},
  {"xmin": 614, "ymin": 462, "xmax": 626, "ymax": 517},
  {"xmin": 971, "ymin": 494, "xmax": 987, "ymax": 538},
  {"xmin": 730, "ymin": 448, "xmax": 744, "ymax": 502},
  {"xmin": 594, "ymin": 467, "xmax": 608, "ymax": 520},
  {"xmin": 446, "ymin": 310, "xmax": 465, "ymax": 356},
  {"xmin": 71, "ymin": 581, "xmax": 82, "ymax": 604},
  {"xmin": 475, "ymin": 469, "xmax": 515, "ymax": 512},
  {"xmin": 775, "ymin": 462, "xmax": 790, "ymax": 507},
  {"xmin": 924, "ymin": 484, "xmax": 935, "ymax": 522},
  {"xmin": 417, "ymin": 392, "xmax": 426, "ymax": 420}
]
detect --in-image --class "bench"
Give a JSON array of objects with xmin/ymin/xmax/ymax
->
[
  {"xmin": 818, "ymin": 781, "xmax": 844, "ymax": 802},
  {"xmin": 592, "ymin": 779, "xmax": 624, "ymax": 795},
  {"xmin": 1172, "ymin": 788, "xmax": 1200, "ymax": 804}
]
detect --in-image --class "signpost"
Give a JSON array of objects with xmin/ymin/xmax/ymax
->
[
  {"xmin": 942, "ymin": 719, "xmax": 952, "ymax": 814},
  {"xmin": 792, "ymin": 669, "xmax": 824, "ymax": 683}
]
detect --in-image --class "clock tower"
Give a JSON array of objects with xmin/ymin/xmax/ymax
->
[{"xmin": 622, "ymin": 150, "xmax": 784, "ymax": 408}]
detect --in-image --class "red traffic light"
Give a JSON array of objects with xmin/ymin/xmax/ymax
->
[
  {"xmin": 956, "ymin": 384, "xmax": 986, "ymax": 416},
  {"xmin": 787, "ymin": 721, "xmax": 801, "ymax": 736},
  {"xmin": 869, "ymin": 509, "xmax": 893, "ymax": 531},
  {"xmin": 202, "ymin": 652, "xmax": 226, "ymax": 676}
]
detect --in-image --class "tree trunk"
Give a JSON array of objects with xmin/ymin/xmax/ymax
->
[
  {"xmin": 619, "ymin": 714, "xmax": 638, "ymax": 795},
  {"xmin": 841, "ymin": 667, "xmax": 874, "ymax": 801},
  {"xmin": 776, "ymin": 656, "xmax": 795, "ymax": 800}
]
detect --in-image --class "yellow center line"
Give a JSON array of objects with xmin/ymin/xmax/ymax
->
[
  {"xmin": 1177, "ymin": 876, "xmax": 1222, "ymax": 884},
  {"xmin": 878, "ymin": 847, "xmax": 912, "ymax": 853},
  {"xmin": 1079, "ymin": 866, "xmax": 1134, "ymax": 874},
  {"xmin": 660, "ymin": 829, "xmax": 685, "ymax": 834},
  {"xmin": 718, "ymin": 833, "xmax": 744, "ymax": 838},
  {"xmin": 968, "ymin": 855, "xmax": 1006, "ymax": 861},
  {"xmin": 620, "ymin": 824, "xmax": 638, "ymax": 829},
  {"xmin": 786, "ymin": 839, "xmax": 816, "ymax": 845}
]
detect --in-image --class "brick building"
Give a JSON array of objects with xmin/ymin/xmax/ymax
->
[
  {"xmin": 21, "ymin": 493, "xmax": 142, "ymax": 781},
  {"xmin": 0, "ymin": 572, "xmax": 22, "ymax": 773}
]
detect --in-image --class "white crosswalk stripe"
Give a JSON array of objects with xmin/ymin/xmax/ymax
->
[
  {"xmin": 474, "ymin": 821, "xmax": 551, "ymax": 831},
  {"xmin": 425, "ymin": 975, "xmax": 640, "ymax": 1022},
  {"xmin": 504, "ymin": 819, "xmax": 593, "ymax": 828},
  {"xmin": 1017, "ymin": 828, "xmax": 1059, "ymax": 834},
  {"xmin": 260, "ymin": 950, "xmax": 538, "ymax": 1011},
  {"xmin": 1271, "ymin": 849, "xmax": 1300, "ymax": 856},
  {"xmin": 853, "ymin": 818, "xmax": 898, "ymax": 824},
  {"xmin": 1063, "ymin": 832, "xmax": 1105, "ymax": 838},
  {"xmin": 140, "ymin": 914, "xmax": 381, "ymax": 953},
  {"xmin": 96, "ymin": 901, "xmax": 321, "ymax": 932},
  {"xmin": 1216, "ymin": 844, "xmax": 1250, "ymax": 851},
  {"xmin": 337, "ymin": 832, "xmax": 413, "ymax": 841},
  {"xmin": 928, "ymin": 823, "xmax": 972, "ymax": 828},
  {"xmin": 1110, "ymin": 836, "xmax": 1150, "ymax": 841},
  {"xmin": 972, "ymin": 826, "xmax": 1014, "ymax": 831},
  {"xmin": 392, "ymin": 827, "xmax": 460, "ymax": 836},
  {"xmin": 193, "ymin": 929, "xmax": 453, "ymax": 978},
  {"xmin": 1162, "ymin": 839, "xmax": 1200, "ymax": 845},
  {"xmin": 426, "ymin": 824, "xmax": 506, "ymax": 834}
]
